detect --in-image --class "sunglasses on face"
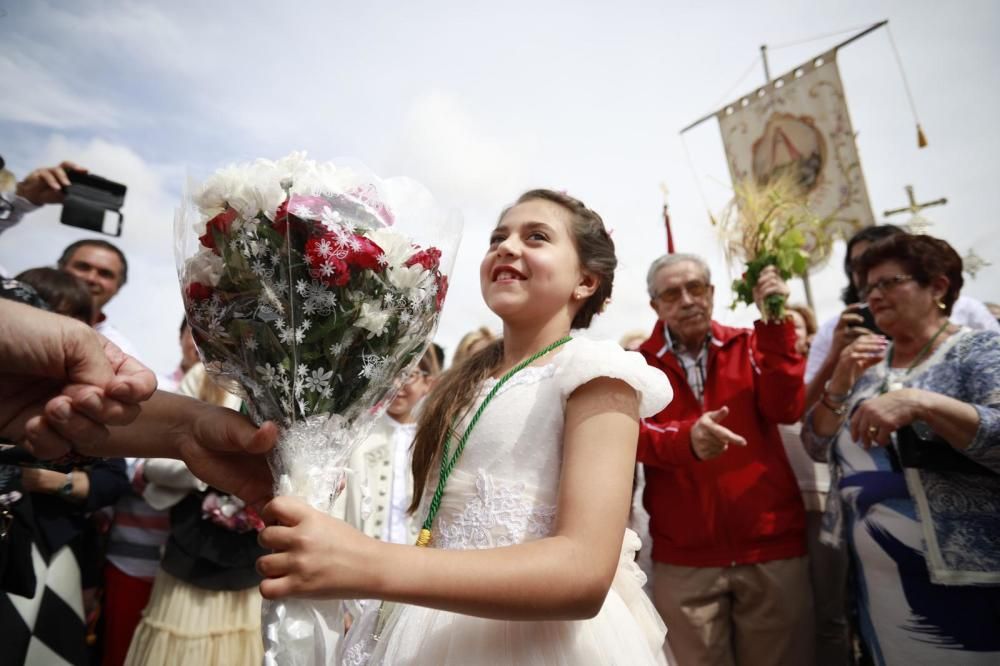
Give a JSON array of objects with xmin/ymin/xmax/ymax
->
[
  {"xmin": 859, "ymin": 274, "xmax": 913, "ymax": 301},
  {"xmin": 653, "ymin": 280, "xmax": 710, "ymax": 304}
]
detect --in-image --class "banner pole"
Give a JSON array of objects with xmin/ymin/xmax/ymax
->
[
  {"xmin": 681, "ymin": 20, "xmax": 887, "ymax": 135},
  {"xmin": 760, "ymin": 41, "xmax": 816, "ymax": 311}
]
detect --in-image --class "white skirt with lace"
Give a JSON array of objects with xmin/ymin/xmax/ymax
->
[{"xmin": 340, "ymin": 529, "xmax": 671, "ymax": 666}]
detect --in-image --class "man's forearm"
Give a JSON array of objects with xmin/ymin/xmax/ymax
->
[
  {"xmin": 637, "ymin": 418, "xmax": 699, "ymax": 467},
  {"xmin": 84, "ymin": 390, "xmax": 206, "ymax": 459}
]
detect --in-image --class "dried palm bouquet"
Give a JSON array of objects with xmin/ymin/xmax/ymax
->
[{"xmin": 718, "ymin": 169, "xmax": 827, "ymax": 322}]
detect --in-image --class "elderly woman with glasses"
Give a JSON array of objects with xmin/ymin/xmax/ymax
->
[{"xmin": 802, "ymin": 233, "xmax": 1000, "ymax": 665}]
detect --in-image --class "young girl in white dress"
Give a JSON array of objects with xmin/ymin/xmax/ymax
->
[{"xmin": 257, "ymin": 189, "xmax": 675, "ymax": 665}]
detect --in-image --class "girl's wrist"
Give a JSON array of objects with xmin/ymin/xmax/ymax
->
[{"xmin": 366, "ymin": 539, "xmax": 404, "ymax": 600}]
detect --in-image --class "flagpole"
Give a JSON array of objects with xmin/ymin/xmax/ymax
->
[
  {"xmin": 681, "ymin": 20, "xmax": 888, "ymax": 135},
  {"xmin": 759, "ymin": 41, "xmax": 815, "ymax": 310}
]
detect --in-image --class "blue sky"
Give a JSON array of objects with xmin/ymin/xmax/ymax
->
[{"xmin": 2, "ymin": 0, "xmax": 998, "ymax": 374}]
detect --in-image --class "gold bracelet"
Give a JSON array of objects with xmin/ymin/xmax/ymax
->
[
  {"xmin": 820, "ymin": 396, "xmax": 848, "ymax": 416},
  {"xmin": 823, "ymin": 380, "xmax": 850, "ymax": 403}
]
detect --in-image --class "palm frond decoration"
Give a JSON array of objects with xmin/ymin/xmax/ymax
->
[{"xmin": 718, "ymin": 169, "xmax": 828, "ymax": 321}]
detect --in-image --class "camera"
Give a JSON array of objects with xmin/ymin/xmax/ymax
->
[{"xmin": 60, "ymin": 170, "xmax": 127, "ymax": 237}]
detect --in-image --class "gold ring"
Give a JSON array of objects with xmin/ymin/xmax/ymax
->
[{"xmin": 868, "ymin": 426, "xmax": 878, "ymax": 435}]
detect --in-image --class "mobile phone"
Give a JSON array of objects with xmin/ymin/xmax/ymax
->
[
  {"xmin": 60, "ymin": 170, "xmax": 127, "ymax": 237},
  {"xmin": 856, "ymin": 303, "xmax": 882, "ymax": 336}
]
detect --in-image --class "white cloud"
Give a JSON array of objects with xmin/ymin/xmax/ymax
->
[
  {"xmin": 0, "ymin": 52, "xmax": 121, "ymax": 128},
  {"xmin": 34, "ymin": 135, "xmax": 180, "ymax": 254},
  {"xmin": 388, "ymin": 91, "xmax": 540, "ymax": 208}
]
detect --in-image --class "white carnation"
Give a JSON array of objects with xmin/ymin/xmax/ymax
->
[
  {"xmin": 386, "ymin": 264, "xmax": 430, "ymax": 291},
  {"xmin": 191, "ymin": 152, "xmax": 374, "ymax": 228},
  {"xmin": 193, "ymin": 163, "xmax": 250, "ymax": 214},
  {"xmin": 367, "ymin": 228, "xmax": 413, "ymax": 270},
  {"xmin": 184, "ymin": 249, "xmax": 224, "ymax": 286},
  {"xmin": 355, "ymin": 302, "xmax": 391, "ymax": 338}
]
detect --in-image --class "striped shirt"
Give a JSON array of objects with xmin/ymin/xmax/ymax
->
[
  {"xmin": 660, "ymin": 322, "xmax": 711, "ymax": 404},
  {"xmin": 105, "ymin": 459, "xmax": 171, "ymax": 579}
]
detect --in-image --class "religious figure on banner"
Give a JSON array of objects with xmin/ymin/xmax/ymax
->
[{"xmin": 751, "ymin": 113, "xmax": 825, "ymax": 191}]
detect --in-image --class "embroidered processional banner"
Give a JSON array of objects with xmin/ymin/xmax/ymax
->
[{"xmin": 717, "ymin": 49, "xmax": 874, "ymax": 248}]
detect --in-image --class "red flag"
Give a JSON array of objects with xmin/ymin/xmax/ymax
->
[{"xmin": 663, "ymin": 204, "xmax": 675, "ymax": 254}]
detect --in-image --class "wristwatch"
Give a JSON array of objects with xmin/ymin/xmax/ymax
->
[{"xmin": 58, "ymin": 471, "xmax": 74, "ymax": 498}]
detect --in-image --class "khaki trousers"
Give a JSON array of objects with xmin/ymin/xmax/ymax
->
[{"xmin": 653, "ymin": 557, "xmax": 813, "ymax": 666}]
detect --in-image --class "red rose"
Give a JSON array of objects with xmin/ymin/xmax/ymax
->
[
  {"xmin": 185, "ymin": 281, "xmax": 214, "ymax": 301},
  {"xmin": 405, "ymin": 246, "xmax": 441, "ymax": 271},
  {"xmin": 274, "ymin": 199, "xmax": 288, "ymax": 224},
  {"xmin": 198, "ymin": 208, "xmax": 238, "ymax": 252},
  {"xmin": 316, "ymin": 257, "xmax": 351, "ymax": 287},
  {"xmin": 346, "ymin": 234, "xmax": 385, "ymax": 272},
  {"xmin": 305, "ymin": 236, "xmax": 352, "ymax": 287},
  {"xmin": 273, "ymin": 200, "xmax": 310, "ymax": 236}
]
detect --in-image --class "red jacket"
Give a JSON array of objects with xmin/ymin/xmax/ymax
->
[{"xmin": 638, "ymin": 319, "xmax": 807, "ymax": 567}]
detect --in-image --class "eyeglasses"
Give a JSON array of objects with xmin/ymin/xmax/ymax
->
[
  {"xmin": 399, "ymin": 369, "xmax": 429, "ymax": 386},
  {"xmin": 860, "ymin": 274, "xmax": 913, "ymax": 300},
  {"xmin": 653, "ymin": 280, "xmax": 710, "ymax": 304}
]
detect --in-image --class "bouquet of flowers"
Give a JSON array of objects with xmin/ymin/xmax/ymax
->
[
  {"xmin": 718, "ymin": 170, "xmax": 822, "ymax": 322},
  {"xmin": 175, "ymin": 153, "xmax": 459, "ymax": 665}
]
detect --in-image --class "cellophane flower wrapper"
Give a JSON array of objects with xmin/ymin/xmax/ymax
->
[{"xmin": 174, "ymin": 153, "xmax": 460, "ymax": 666}]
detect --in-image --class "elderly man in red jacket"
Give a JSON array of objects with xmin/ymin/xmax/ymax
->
[{"xmin": 638, "ymin": 253, "xmax": 812, "ymax": 666}]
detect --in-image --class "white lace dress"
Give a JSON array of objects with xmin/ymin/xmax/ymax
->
[{"xmin": 341, "ymin": 338, "xmax": 675, "ymax": 665}]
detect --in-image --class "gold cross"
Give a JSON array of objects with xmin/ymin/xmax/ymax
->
[{"xmin": 883, "ymin": 185, "xmax": 947, "ymax": 234}]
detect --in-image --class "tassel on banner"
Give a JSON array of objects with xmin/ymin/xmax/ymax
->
[{"xmin": 917, "ymin": 123, "xmax": 928, "ymax": 148}]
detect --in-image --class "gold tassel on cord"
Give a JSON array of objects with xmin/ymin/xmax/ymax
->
[{"xmin": 917, "ymin": 123, "xmax": 928, "ymax": 148}]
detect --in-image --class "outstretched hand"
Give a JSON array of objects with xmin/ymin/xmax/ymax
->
[
  {"xmin": 180, "ymin": 411, "xmax": 279, "ymax": 508},
  {"xmin": 0, "ymin": 300, "xmax": 157, "ymax": 457},
  {"xmin": 690, "ymin": 406, "xmax": 747, "ymax": 461}
]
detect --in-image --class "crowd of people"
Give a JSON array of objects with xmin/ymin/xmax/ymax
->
[{"xmin": 1, "ymin": 161, "xmax": 998, "ymax": 666}]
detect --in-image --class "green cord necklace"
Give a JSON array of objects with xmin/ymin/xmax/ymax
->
[
  {"xmin": 881, "ymin": 320, "xmax": 950, "ymax": 393},
  {"xmin": 414, "ymin": 335, "xmax": 572, "ymax": 547},
  {"xmin": 371, "ymin": 335, "xmax": 572, "ymax": 642}
]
